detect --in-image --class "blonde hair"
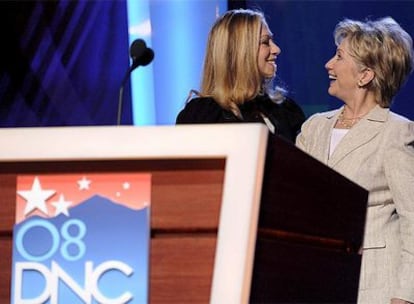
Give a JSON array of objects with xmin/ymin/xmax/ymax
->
[
  {"xmin": 334, "ymin": 17, "xmax": 414, "ymax": 107},
  {"xmin": 199, "ymin": 9, "xmax": 279, "ymax": 117}
]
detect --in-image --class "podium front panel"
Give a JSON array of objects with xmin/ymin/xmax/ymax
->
[{"xmin": 250, "ymin": 136, "xmax": 368, "ymax": 303}]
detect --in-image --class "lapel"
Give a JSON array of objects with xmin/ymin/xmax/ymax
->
[
  {"xmin": 328, "ymin": 105, "xmax": 389, "ymax": 168},
  {"xmin": 318, "ymin": 108, "xmax": 341, "ymax": 164}
]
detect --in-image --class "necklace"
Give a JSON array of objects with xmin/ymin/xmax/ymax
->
[{"xmin": 337, "ymin": 110, "xmax": 363, "ymax": 129}]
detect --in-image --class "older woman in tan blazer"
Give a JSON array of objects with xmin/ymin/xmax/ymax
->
[{"xmin": 296, "ymin": 17, "xmax": 414, "ymax": 304}]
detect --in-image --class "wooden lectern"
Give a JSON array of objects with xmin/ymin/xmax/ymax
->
[
  {"xmin": 0, "ymin": 124, "xmax": 268, "ymax": 304},
  {"xmin": 0, "ymin": 124, "xmax": 367, "ymax": 303},
  {"xmin": 250, "ymin": 136, "xmax": 368, "ymax": 303}
]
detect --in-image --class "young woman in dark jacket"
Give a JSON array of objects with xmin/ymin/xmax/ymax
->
[{"xmin": 176, "ymin": 9, "xmax": 305, "ymax": 143}]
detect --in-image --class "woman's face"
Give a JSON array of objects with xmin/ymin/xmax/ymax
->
[
  {"xmin": 325, "ymin": 38, "xmax": 363, "ymax": 102},
  {"xmin": 258, "ymin": 25, "xmax": 281, "ymax": 79}
]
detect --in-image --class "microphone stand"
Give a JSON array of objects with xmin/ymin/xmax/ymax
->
[
  {"xmin": 117, "ymin": 64, "xmax": 136, "ymax": 125},
  {"xmin": 117, "ymin": 43, "xmax": 154, "ymax": 125},
  {"xmin": 117, "ymin": 86, "xmax": 125, "ymax": 126}
]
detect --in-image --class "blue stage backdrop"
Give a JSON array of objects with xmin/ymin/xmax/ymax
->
[
  {"xmin": 0, "ymin": 1, "xmax": 413, "ymax": 127},
  {"xmin": 128, "ymin": 0, "xmax": 227, "ymax": 125},
  {"xmin": 0, "ymin": 0, "xmax": 226, "ymax": 127},
  {"xmin": 0, "ymin": 0, "xmax": 132, "ymax": 127}
]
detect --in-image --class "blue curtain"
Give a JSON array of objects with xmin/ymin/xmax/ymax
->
[{"xmin": 0, "ymin": 0, "xmax": 131, "ymax": 127}]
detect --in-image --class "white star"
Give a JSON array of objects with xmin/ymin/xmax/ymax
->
[
  {"xmin": 17, "ymin": 177, "xmax": 56, "ymax": 216},
  {"xmin": 77, "ymin": 176, "xmax": 91, "ymax": 190},
  {"xmin": 51, "ymin": 194, "xmax": 72, "ymax": 217},
  {"xmin": 123, "ymin": 182, "xmax": 130, "ymax": 190}
]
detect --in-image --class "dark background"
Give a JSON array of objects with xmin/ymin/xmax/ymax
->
[{"xmin": 0, "ymin": 0, "xmax": 131, "ymax": 127}]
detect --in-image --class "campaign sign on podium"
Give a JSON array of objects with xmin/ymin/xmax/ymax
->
[{"xmin": 11, "ymin": 173, "xmax": 151, "ymax": 304}]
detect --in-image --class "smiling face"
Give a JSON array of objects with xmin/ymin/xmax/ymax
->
[
  {"xmin": 325, "ymin": 38, "xmax": 364, "ymax": 102},
  {"xmin": 258, "ymin": 25, "xmax": 281, "ymax": 79}
]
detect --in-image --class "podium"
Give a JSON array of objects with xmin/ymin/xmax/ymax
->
[
  {"xmin": 0, "ymin": 124, "xmax": 268, "ymax": 304},
  {"xmin": 250, "ymin": 136, "xmax": 368, "ymax": 303},
  {"xmin": 0, "ymin": 124, "xmax": 367, "ymax": 303}
]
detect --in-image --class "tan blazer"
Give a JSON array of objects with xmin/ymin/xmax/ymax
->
[{"xmin": 296, "ymin": 105, "xmax": 414, "ymax": 304}]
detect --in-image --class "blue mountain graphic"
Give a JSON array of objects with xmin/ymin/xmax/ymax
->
[{"xmin": 12, "ymin": 194, "xmax": 150, "ymax": 303}]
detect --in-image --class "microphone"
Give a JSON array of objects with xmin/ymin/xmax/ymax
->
[
  {"xmin": 117, "ymin": 39, "xmax": 154, "ymax": 125},
  {"xmin": 130, "ymin": 39, "xmax": 154, "ymax": 70}
]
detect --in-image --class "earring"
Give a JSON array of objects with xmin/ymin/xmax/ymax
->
[{"xmin": 358, "ymin": 80, "xmax": 364, "ymax": 87}]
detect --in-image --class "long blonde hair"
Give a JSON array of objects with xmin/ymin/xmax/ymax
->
[{"xmin": 199, "ymin": 9, "xmax": 278, "ymax": 117}]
